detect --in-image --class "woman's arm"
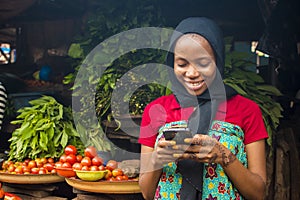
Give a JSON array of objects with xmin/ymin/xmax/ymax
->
[
  {"xmin": 175, "ymin": 136, "xmax": 267, "ymax": 200},
  {"xmin": 221, "ymin": 139, "xmax": 266, "ymax": 200},
  {"xmin": 139, "ymin": 140, "xmax": 180, "ymax": 200},
  {"xmin": 139, "ymin": 145, "xmax": 162, "ymax": 200}
]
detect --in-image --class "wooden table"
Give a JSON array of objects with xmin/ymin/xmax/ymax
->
[{"xmin": 65, "ymin": 178, "xmax": 144, "ymax": 200}]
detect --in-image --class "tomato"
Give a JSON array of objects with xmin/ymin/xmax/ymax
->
[
  {"xmin": 40, "ymin": 157, "xmax": 48, "ymax": 164},
  {"xmin": 81, "ymin": 166, "xmax": 90, "ymax": 171},
  {"xmin": 31, "ymin": 167, "xmax": 39, "ymax": 174},
  {"xmin": 64, "ymin": 145, "xmax": 77, "ymax": 155},
  {"xmin": 54, "ymin": 161, "xmax": 63, "ymax": 168},
  {"xmin": 92, "ymin": 156, "xmax": 103, "ymax": 167},
  {"xmin": 22, "ymin": 166, "xmax": 31, "ymax": 173},
  {"xmin": 122, "ymin": 174, "xmax": 129, "ymax": 181},
  {"xmin": 36, "ymin": 161, "xmax": 43, "ymax": 168},
  {"xmin": 59, "ymin": 154, "xmax": 67, "ymax": 163},
  {"xmin": 44, "ymin": 163, "xmax": 54, "ymax": 171},
  {"xmin": 48, "ymin": 157, "xmax": 55, "ymax": 163},
  {"xmin": 62, "ymin": 162, "xmax": 72, "ymax": 168},
  {"xmin": 84, "ymin": 146, "xmax": 97, "ymax": 158},
  {"xmin": 107, "ymin": 176, "xmax": 116, "ymax": 181},
  {"xmin": 8, "ymin": 165, "xmax": 15, "ymax": 173},
  {"xmin": 115, "ymin": 175, "xmax": 123, "ymax": 181},
  {"xmin": 39, "ymin": 168, "xmax": 47, "ymax": 174},
  {"xmin": 72, "ymin": 163, "xmax": 83, "ymax": 170},
  {"xmin": 76, "ymin": 155, "xmax": 83, "ymax": 163},
  {"xmin": 112, "ymin": 168, "xmax": 123, "ymax": 177},
  {"xmin": 106, "ymin": 160, "xmax": 118, "ymax": 171},
  {"xmin": 66, "ymin": 154, "xmax": 77, "ymax": 165},
  {"xmin": 99, "ymin": 165, "xmax": 106, "ymax": 171},
  {"xmin": 104, "ymin": 169, "xmax": 112, "ymax": 180},
  {"xmin": 14, "ymin": 166, "xmax": 23, "ymax": 174},
  {"xmin": 90, "ymin": 166, "xmax": 99, "ymax": 171},
  {"xmin": 81, "ymin": 157, "xmax": 92, "ymax": 167},
  {"xmin": 28, "ymin": 160, "xmax": 37, "ymax": 169}
]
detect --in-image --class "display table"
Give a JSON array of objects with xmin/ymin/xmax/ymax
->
[
  {"xmin": 65, "ymin": 177, "xmax": 144, "ymax": 200},
  {"xmin": 0, "ymin": 172, "xmax": 73, "ymax": 199}
]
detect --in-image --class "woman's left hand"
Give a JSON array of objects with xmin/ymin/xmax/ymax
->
[{"xmin": 172, "ymin": 134, "xmax": 236, "ymax": 167}]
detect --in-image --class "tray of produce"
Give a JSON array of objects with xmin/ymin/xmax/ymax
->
[
  {"xmin": 0, "ymin": 172, "xmax": 64, "ymax": 184},
  {"xmin": 65, "ymin": 177, "xmax": 140, "ymax": 194},
  {"xmin": 0, "ymin": 158, "xmax": 64, "ymax": 184}
]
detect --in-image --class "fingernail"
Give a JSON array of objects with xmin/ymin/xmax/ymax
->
[
  {"xmin": 172, "ymin": 145, "xmax": 178, "ymax": 150},
  {"xmin": 170, "ymin": 141, "xmax": 176, "ymax": 145},
  {"xmin": 173, "ymin": 154, "xmax": 180, "ymax": 158},
  {"xmin": 184, "ymin": 138, "xmax": 191, "ymax": 143}
]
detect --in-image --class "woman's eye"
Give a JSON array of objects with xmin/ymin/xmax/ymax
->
[
  {"xmin": 197, "ymin": 59, "xmax": 211, "ymax": 67},
  {"xmin": 176, "ymin": 63, "xmax": 187, "ymax": 67}
]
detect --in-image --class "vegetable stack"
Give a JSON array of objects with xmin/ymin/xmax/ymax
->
[{"xmin": 8, "ymin": 95, "xmax": 84, "ymax": 161}]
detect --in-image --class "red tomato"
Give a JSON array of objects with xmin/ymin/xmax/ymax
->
[
  {"xmin": 66, "ymin": 154, "xmax": 77, "ymax": 165},
  {"xmin": 106, "ymin": 160, "xmax": 118, "ymax": 171},
  {"xmin": 7, "ymin": 164, "xmax": 16, "ymax": 172},
  {"xmin": 112, "ymin": 168, "xmax": 123, "ymax": 177},
  {"xmin": 22, "ymin": 166, "xmax": 31, "ymax": 173},
  {"xmin": 81, "ymin": 166, "xmax": 90, "ymax": 171},
  {"xmin": 14, "ymin": 166, "xmax": 23, "ymax": 174},
  {"xmin": 81, "ymin": 157, "xmax": 92, "ymax": 167},
  {"xmin": 98, "ymin": 165, "xmax": 106, "ymax": 171},
  {"xmin": 76, "ymin": 155, "xmax": 83, "ymax": 163},
  {"xmin": 40, "ymin": 157, "xmax": 48, "ymax": 164},
  {"xmin": 44, "ymin": 163, "xmax": 54, "ymax": 171},
  {"xmin": 122, "ymin": 174, "xmax": 129, "ymax": 181},
  {"xmin": 31, "ymin": 167, "xmax": 39, "ymax": 174},
  {"xmin": 62, "ymin": 162, "xmax": 72, "ymax": 168},
  {"xmin": 84, "ymin": 146, "xmax": 97, "ymax": 158},
  {"xmin": 64, "ymin": 145, "xmax": 77, "ymax": 155},
  {"xmin": 59, "ymin": 154, "xmax": 67, "ymax": 163},
  {"xmin": 54, "ymin": 161, "xmax": 63, "ymax": 168},
  {"xmin": 92, "ymin": 156, "xmax": 103, "ymax": 167},
  {"xmin": 115, "ymin": 175, "xmax": 123, "ymax": 181},
  {"xmin": 27, "ymin": 160, "xmax": 37, "ymax": 169},
  {"xmin": 39, "ymin": 168, "xmax": 47, "ymax": 174},
  {"xmin": 90, "ymin": 166, "xmax": 99, "ymax": 171},
  {"xmin": 72, "ymin": 163, "xmax": 83, "ymax": 170},
  {"xmin": 47, "ymin": 157, "xmax": 54, "ymax": 163}
]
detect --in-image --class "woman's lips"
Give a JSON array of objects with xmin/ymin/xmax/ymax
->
[{"xmin": 185, "ymin": 80, "xmax": 205, "ymax": 91}]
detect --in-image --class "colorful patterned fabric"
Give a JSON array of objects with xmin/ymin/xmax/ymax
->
[{"xmin": 154, "ymin": 120, "xmax": 247, "ymax": 200}]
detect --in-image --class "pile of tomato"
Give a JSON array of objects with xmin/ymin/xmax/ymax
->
[
  {"xmin": 57, "ymin": 145, "xmax": 129, "ymax": 181},
  {"xmin": 1, "ymin": 157, "xmax": 56, "ymax": 175}
]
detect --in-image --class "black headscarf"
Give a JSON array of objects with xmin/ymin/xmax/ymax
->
[{"xmin": 166, "ymin": 17, "xmax": 237, "ymax": 199}]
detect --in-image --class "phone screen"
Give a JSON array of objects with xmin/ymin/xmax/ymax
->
[{"xmin": 163, "ymin": 128, "xmax": 192, "ymax": 143}]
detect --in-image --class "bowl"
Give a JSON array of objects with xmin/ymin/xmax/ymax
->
[
  {"xmin": 75, "ymin": 170, "xmax": 108, "ymax": 181},
  {"xmin": 55, "ymin": 167, "xmax": 76, "ymax": 178}
]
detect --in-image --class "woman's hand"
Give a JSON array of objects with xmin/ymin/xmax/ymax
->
[
  {"xmin": 172, "ymin": 134, "xmax": 236, "ymax": 167},
  {"xmin": 152, "ymin": 139, "xmax": 185, "ymax": 169}
]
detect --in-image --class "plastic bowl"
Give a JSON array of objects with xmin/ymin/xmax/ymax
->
[
  {"xmin": 55, "ymin": 167, "xmax": 76, "ymax": 178},
  {"xmin": 75, "ymin": 170, "xmax": 108, "ymax": 181}
]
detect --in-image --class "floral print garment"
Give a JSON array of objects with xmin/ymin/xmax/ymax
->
[{"xmin": 154, "ymin": 120, "xmax": 247, "ymax": 200}]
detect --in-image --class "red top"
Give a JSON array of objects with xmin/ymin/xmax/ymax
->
[{"xmin": 138, "ymin": 94, "xmax": 268, "ymax": 147}]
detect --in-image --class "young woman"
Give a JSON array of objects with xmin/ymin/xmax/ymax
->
[{"xmin": 138, "ymin": 17, "xmax": 268, "ymax": 200}]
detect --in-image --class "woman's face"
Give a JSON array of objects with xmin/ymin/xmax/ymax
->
[{"xmin": 174, "ymin": 34, "xmax": 216, "ymax": 96}]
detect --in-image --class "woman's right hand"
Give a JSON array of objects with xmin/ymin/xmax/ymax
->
[{"xmin": 151, "ymin": 139, "xmax": 182, "ymax": 169}]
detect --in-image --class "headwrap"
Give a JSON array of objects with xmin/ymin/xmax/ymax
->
[{"xmin": 166, "ymin": 17, "xmax": 237, "ymax": 199}]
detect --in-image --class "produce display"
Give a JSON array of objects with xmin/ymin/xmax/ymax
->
[
  {"xmin": 1, "ymin": 157, "xmax": 56, "ymax": 175},
  {"xmin": 55, "ymin": 145, "xmax": 132, "ymax": 181}
]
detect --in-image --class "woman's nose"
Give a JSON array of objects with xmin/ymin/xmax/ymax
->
[{"xmin": 186, "ymin": 65, "xmax": 200, "ymax": 77}]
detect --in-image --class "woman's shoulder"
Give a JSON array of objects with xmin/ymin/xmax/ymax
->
[{"xmin": 229, "ymin": 94, "xmax": 260, "ymax": 109}]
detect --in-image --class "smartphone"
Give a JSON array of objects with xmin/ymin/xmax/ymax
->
[{"xmin": 162, "ymin": 127, "xmax": 192, "ymax": 143}]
